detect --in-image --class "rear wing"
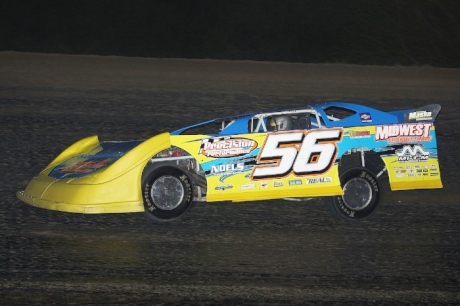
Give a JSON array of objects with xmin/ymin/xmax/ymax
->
[{"xmin": 404, "ymin": 104, "xmax": 441, "ymax": 123}]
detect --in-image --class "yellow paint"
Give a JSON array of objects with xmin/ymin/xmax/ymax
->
[
  {"xmin": 17, "ymin": 133, "xmax": 171, "ymax": 213},
  {"xmin": 382, "ymin": 156, "xmax": 442, "ymax": 190},
  {"xmin": 170, "ymin": 133, "xmax": 344, "ymax": 202}
]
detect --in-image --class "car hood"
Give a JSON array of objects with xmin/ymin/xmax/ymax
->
[{"xmin": 48, "ymin": 140, "xmax": 143, "ymax": 180}]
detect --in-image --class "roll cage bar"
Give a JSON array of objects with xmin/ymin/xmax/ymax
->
[
  {"xmin": 173, "ymin": 106, "xmax": 342, "ymax": 135},
  {"xmin": 219, "ymin": 107, "xmax": 344, "ymax": 134},
  {"xmin": 248, "ymin": 109, "xmax": 323, "ymax": 132}
]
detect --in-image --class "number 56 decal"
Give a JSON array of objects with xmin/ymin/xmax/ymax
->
[{"xmin": 251, "ymin": 129, "xmax": 343, "ymax": 179}]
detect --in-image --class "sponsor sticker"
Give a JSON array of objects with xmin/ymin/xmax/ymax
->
[
  {"xmin": 349, "ymin": 130, "xmax": 371, "ymax": 138},
  {"xmin": 306, "ymin": 177, "xmax": 332, "ymax": 184},
  {"xmin": 200, "ymin": 137, "xmax": 258, "ymax": 158},
  {"xmin": 289, "ymin": 179, "xmax": 302, "ymax": 186},
  {"xmin": 375, "ymin": 123, "xmax": 432, "ymax": 142},
  {"xmin": 215, "ymin": 184, "xmax": 233, "ymax": 191},
  {"xmin": 260, "ymin": 181, "xmax": 268, "ymax": 188},
  {"xmin": 408, "ymin": 111, "xmax": 433, "ymax": 121},
  {"xmin": 395, "ymin": 145, "xmax": 430, "ymax": 162},
  {"xmin": 210, "ymin": 163, "xmax": 244, "ymax": 174},
  {"xmin": 58, "ymin": 159, "xmax": 109, "ymax": 174},
  {"xmin": 273, "ymin": 181, "xmax": 284, "ymax": 187},
  {"xmin": 240, "ymin": 184, "xmax": 256, "ymax": 189},
  {"xmin": 359, "ymin": 113, "xmax": 372, "ymax": 123}
]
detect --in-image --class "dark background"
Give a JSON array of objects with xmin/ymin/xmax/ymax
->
[{"xmin": 1, "ymin": 0, "xmax": 459, "ymax": 67}]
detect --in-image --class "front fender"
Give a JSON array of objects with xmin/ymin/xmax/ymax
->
[
  {"xmin": 92, "ymin": 132, "xmax": 171, "ymax": 184},
  {"xmin": 18, "ymin": 133, "xmax": 172, "ymax": 213}
]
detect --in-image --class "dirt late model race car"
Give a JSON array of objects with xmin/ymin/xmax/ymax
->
[{"xmin": 17, "ymin": 102, "xmax": 442, "ymax": 222}]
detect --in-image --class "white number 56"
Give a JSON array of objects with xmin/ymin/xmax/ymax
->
[{"xmin": 251, "ymin": 129, "xmax": 342, "ymax": 179}]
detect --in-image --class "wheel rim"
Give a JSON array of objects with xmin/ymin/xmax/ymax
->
[
  {"xmin": 151, "ymin": 175, "xmax": 184, "ymax": 210},
  {"xmin": 342, "ymin": 177, "xmax": 372, "ymax": 211}
]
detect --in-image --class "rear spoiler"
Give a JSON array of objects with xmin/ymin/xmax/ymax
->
[{"xmin": 404, "ymin": 104, "xmax": 441, "ymax": 123}]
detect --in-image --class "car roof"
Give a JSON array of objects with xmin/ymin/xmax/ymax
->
[{"xmin": 171, "ymin": 102, "xmax": 401, "ymax": 135}]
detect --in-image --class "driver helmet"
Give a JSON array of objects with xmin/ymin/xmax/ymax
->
[{"xmin": 267, "ymin": 115, "xmax": 293, "ymax": 131}]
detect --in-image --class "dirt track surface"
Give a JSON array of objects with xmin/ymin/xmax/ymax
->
[{"xmin": 1, "ymin": 52, "xmax": 460, "ymax": 305}]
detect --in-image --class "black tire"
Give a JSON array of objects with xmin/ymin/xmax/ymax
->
[
  {"xmin": 142, "ymin": 167, "xmax": 193, "ymax": 223},
  {"xmin": 325, "ymin": 167, "xmax": 380, "ymax": 220}
]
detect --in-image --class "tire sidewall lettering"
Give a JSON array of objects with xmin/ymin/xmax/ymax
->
[
  {"xmin": 329, "ymin": 168, "xmax": 380, "ymax": 220},
  {"xmin": 360, "ymin": 171, "xmax": 379, "ymax": 192},
  {"xmin": 179, "ymin": 174, "xmax": 192, "ymax": 202},
  {"xmin": 337, "ymin": 196, "xmax": 355, "ymax": 218},
  {"xmin": 142, "ymin": 168, "xmax": 194, "ymax": 222}
]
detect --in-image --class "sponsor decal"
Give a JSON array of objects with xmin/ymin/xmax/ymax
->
[
  {"xmin": 200, "ymin": 137, "xmax": 257, "ymax": 158},
  {"xmin": 289, "ymin": 179, "xmax": 302, "ymax": 186},
  {"xmin": 359, "ymin": 113, "xmax": 372, "ymax": 123},
  {"xmin": 58, "ymin": 159, "xmax": 109, "ymax": 174},
  {"xmin": 408, "ymin": 111, "xmax": 433, "ymax": 121},
  {"xmin": 349, "ymin": 130, "xmax": 371, "ymax": 138},
  {"xmin": 273, "ymin": 181, "xmax": 284, "ymax": 187},
  {"xmin": 260, "ymin": 181, "xmax": 268, "ymax": 188},
  {"xmin": 375, "ymin": 123, "xmax": 432, "ymax": 142},
  {"xmin": 240, "ymin": 184, "xmax": 256, "ymax": 189},
  {"xmin": 396, "ymin": 145, "xmax": 430, "ymax": 162},
  {"xmin": 215, "ymin": 184, "xmax": 233, "ymax": 191},
  {"xmin": 210, "ymin": 163, "xmax": 244, "ymax": 174},
  {"xmin": 306, "ymin": 177, "xmax": 332, "ymax": 184}
]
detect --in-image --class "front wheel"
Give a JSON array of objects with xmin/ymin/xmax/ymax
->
[
  {"xmin": 142, "ymin": 167, "xmax": 193, "ymax": 223},
  {"xmin": 325, "ymin": 168, "xmax": 380, "ymax": 220}
]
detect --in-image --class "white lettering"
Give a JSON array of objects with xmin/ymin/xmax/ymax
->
[{"xmin": 375, "ymin": 124, "xmax": 432, "ymax": 141}]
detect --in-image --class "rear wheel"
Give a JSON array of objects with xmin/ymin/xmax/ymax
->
[
  {"xmin": 325, "ymin": 167, "xmax": 380, "ymax": 220},
  {"xmin": 142, "ymin": 167, "xmax": 193, "ymax": 223}
]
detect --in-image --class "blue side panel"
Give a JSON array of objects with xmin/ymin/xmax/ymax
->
[
  {"xmin": 388, "ymin": 109, "xmax": 414, "ymax": 122},
  {"xmin": 218, "ymin": 115, "xmax": 252, "ymax": 135},
  {"xmin": 171, "ymin": 119, "xmax": 216, "ymax": 135},
  {"xmin": 311, "ymin": 102, "xmax": 400, "ymax": 127},
  {"xmin": 49, "ymin": 140, "xmax": 142, "ymax": 179}
]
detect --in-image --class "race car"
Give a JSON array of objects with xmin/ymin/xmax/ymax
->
[{"xmin": 17, "ymin": 102, "xmax": 442, "ymax": 221}]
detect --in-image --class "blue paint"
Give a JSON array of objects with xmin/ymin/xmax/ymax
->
[{"xmin": 49, "ymin": 140, "xmax": 142, "ymax": 179}]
